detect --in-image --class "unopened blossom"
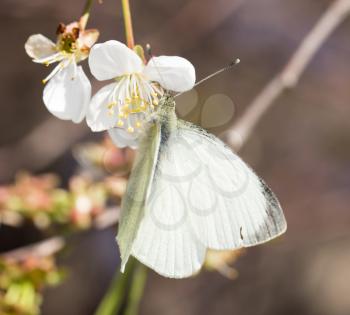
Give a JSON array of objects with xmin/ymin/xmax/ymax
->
[
  {"xmin": 204, "ymin": 249, "xmax": 244, "ymax": 279},
  {"xmin": 25, "ymin": 20, "xmax": 99, "ymax": 123},
  {"xmin": 87, "ymin": 40, "xmax": 196, "ymax": 148}
]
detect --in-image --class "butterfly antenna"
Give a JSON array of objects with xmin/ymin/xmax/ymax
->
[
  {"xmin": 146, "ymin": 43, "xmax": 152, "ymax": 56},
  {"xmin": 194, "ymin": 58, "xmax": 240, "ymax": 88},
  {"xmin": 147, "ymin": 44, "xmax": 240, "ymax": 97},
  {"xmin": 175, "ymin": 58, "xmax": 240, "ymax": 97}
]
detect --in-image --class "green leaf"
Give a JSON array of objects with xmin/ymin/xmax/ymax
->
[
  {"xmin": 94, "ymin": 258, "xmax": 136, "ymax": 315},
  {"xmin": 124, "ymin": 263, "xmax": 148, "ymax": 315}
]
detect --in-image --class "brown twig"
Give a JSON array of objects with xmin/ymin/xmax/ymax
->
[
  {"xmin": 0, "ymin": 118, "xmax": 88, "ymax": 182},
  {"xmin": 0, "ymin": 207, "xmax": 120, "ymax": 261},
  {"xmin": 0, "ymin": 237, "xmax": 65, "ymax": 261},
  {"xmin": 226, "ymin": 0, "xmax": 350, "ymax": 151},
  {"xmin": 144, "ymin": 0, "xmax": 243, "ymax": 52}
]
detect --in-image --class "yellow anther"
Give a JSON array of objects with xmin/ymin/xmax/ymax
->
[
  {"xmin": 153, "ymin": 99, "xmax": 159, "ymax": 106},
  {"xmin": 117, "ymin": 120, "xmax": 124, "ymax": 127},
  {"xmin": 107, "ymin": 102, "xmax": 116, "ymax": 109},
  {"xmin": 125, "ymin": 97, "xmax": 131, "ymax": 103},
  {"xmin": 132, "ymin": 92, "xmax": 139, "ymax": 99},
  {"xmin": 118, "ymin": 112, "xmax": 125, "ymax": 118},
  {"xmin": 135, "ymin": 121, "xmax": 142, "ymax": 128},
  {"xmin": 151, "ymin": 92, "xmax": 157, "ymax": 97},
  {"xmin": 127, "ymin": 126, "xmax": 134, "ymax": 133}
]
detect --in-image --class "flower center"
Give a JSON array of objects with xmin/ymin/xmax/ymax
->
[
  {"xmin": 56, "ymin": 23, "xmax": 80, "ymax": 54},
  {"xmin": 106, "ymin": 74, "xmax": 163, "ymax": 133},
  {"xmin": 58, "ymin": 34, "xmax": 77, "ymax": 54}
]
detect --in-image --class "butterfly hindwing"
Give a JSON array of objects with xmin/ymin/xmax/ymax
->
[
  {"xmin": 129, "ymin": 119, "xmax": 206, "ymax": 278},
  {"xmin": 119, "ymin": 102, "xmax": 286, "ymax": 278}
]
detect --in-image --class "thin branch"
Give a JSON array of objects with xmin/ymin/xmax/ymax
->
[
  {"xmin": 0, "ymin": 237, "xmax": 65, "ymax": 261},
  {"xmin": 0, "ymin": 207, "xmax": 120, "ymax": 261},
  {"xmin": 121, "ymin": 0, "xmax": 135, "ymax": 48},
  {"xmin": 80, "ymin": 0, "xmax": 95, "ymax": 29},
  {"xmin": 0, "ymin": 118, "xmax": 88, "ymax": 182},
  {"xmin": 226, "ymin": 0, "xmax": 350, "ymax": 151},
  {"xmin": 144, "ymin": 0, "xmax": 243, "ymax": 52}
]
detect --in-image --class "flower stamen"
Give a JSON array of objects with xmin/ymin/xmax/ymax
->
[{"xmin": 107, "ymin": 73, "xmax": 163, "ymax": 132}]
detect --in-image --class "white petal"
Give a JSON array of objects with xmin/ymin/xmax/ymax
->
[
  {"xmin": 43, "ymin": 63, "xmax": 91, "ymax": 123},
  {"xmin": 108, "ymin": 128, "xmax": 139, "ymax": 149},
  {"xmin": 86, "ymin": 83, "xmax": 119, "ymax": 131},
  {"xmin": 25, "ymin": 34, "xmax": 57, "ymax": 60},
  {"xmin": 88, "ymin": 40, "xmax": 143, "ymax": 81},
  {"xmin": 79, "ymin": 29, "xmax": 99, "ymax": 48},
  {"xmin": 143, "ymin": 56, "xmax": 196, "ymax": 92}
]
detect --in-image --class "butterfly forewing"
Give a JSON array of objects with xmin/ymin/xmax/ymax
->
[
  {"xmin": 116, "ymin": 122, "xmax": 161, "ymax": 271},
  {"xmin": 178, "ymin": 121, "xmax": 286, "ymax": 249}
]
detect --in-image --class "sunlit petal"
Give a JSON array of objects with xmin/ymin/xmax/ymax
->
[
  {"xmin": 86, "ymin": 82, "xmax": 120, "ymax": 131},
  {"xmin": 25, "ymin": 34, "xmax": 57, "ymax": 60},
  {"xmin": 143, "ymin": 56, "xmax": 196, "ymax": 92},
  {"xmin": 43, "ymin": 63, "xmax": 91, "ymax": 123},
  {"xmin": 108, "ymin": 128, "xmax": 139, "ymax": 149},
  {"xmin": 89, "ymin": 40, "xmax": 143, "ymax": 81}
]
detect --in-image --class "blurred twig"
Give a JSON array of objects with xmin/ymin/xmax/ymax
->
[
  {"xmin": 0, "ymin": 237, "xmax": 65, "ymax": 261},
  {"xmin": 227, "ymin": 0, "xmax": 350, "ymax": 151},
  {"xmin": 144, "ymin": 0, "xmax": 243, "ymax": 52},
  {"xmin": 0, "ymin": 206, "xmax": 120, "ymax": 261},
  {"xmin": 0, "ymin": 118, "xmax": 88, "ymax": 182}
]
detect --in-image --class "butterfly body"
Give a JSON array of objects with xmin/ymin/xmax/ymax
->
[{"xmin": 117, "ymin": 96, "xmax": 287, "ymax": 278}]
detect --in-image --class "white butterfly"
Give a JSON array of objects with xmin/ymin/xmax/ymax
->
[{"xmin": 117, "ymin": 95, "xmax": 287, "ymax": 278}]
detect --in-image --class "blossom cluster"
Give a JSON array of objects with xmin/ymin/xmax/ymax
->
[
  {"xmin": 0, "ymin": 255, "xmax": 63, "ymax": 315},
  {"xmin": 25, "ymin": 19, "xmax": 196, "ymax": 147},
  {"xmin": 0, "ymin": 129, "xmax": 136, "ymax": 231},
  {"xmin": 0, "ymin": 139, "xmax": 132, "ymax": 315}
]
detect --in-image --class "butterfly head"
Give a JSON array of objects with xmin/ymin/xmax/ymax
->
[
  {"xmin": 159, "ymin": 94, "xmax": 175, "ymax": 109},
  {"xmin": 152, "ymin": 93, "xmax": 177, "ymax": 128},
  {"xmin": 157, "ymin": 94, "xmax": 176, "ymax": 116}
]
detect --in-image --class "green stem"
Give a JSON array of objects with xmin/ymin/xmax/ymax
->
[
  {"xmin": 124, "ymin": 263, "xmax": 148, "ymax": 315},
  {"xmin": 94, "ymin": 258, "xmax": 136, "ymax": 315},
  {"xmin": 121, "ymin": 0, "xmax": 135, "ymax": 48},
  {"xmin": 80, "ymin": 0, "xmax": 95, "ymax": 29}
]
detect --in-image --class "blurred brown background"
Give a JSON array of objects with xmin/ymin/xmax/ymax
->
[{"xmin": 1, "ymin": 0, "xmax": 350, "ymax": 314}]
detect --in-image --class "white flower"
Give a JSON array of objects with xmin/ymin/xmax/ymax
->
[
  {"xmin": 25, "ymin": 21, "xmax": 99, "ymax": 123},
  {"xmin": 87, "ymin": 40, "xmax": 196, "ymax": 148}
]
